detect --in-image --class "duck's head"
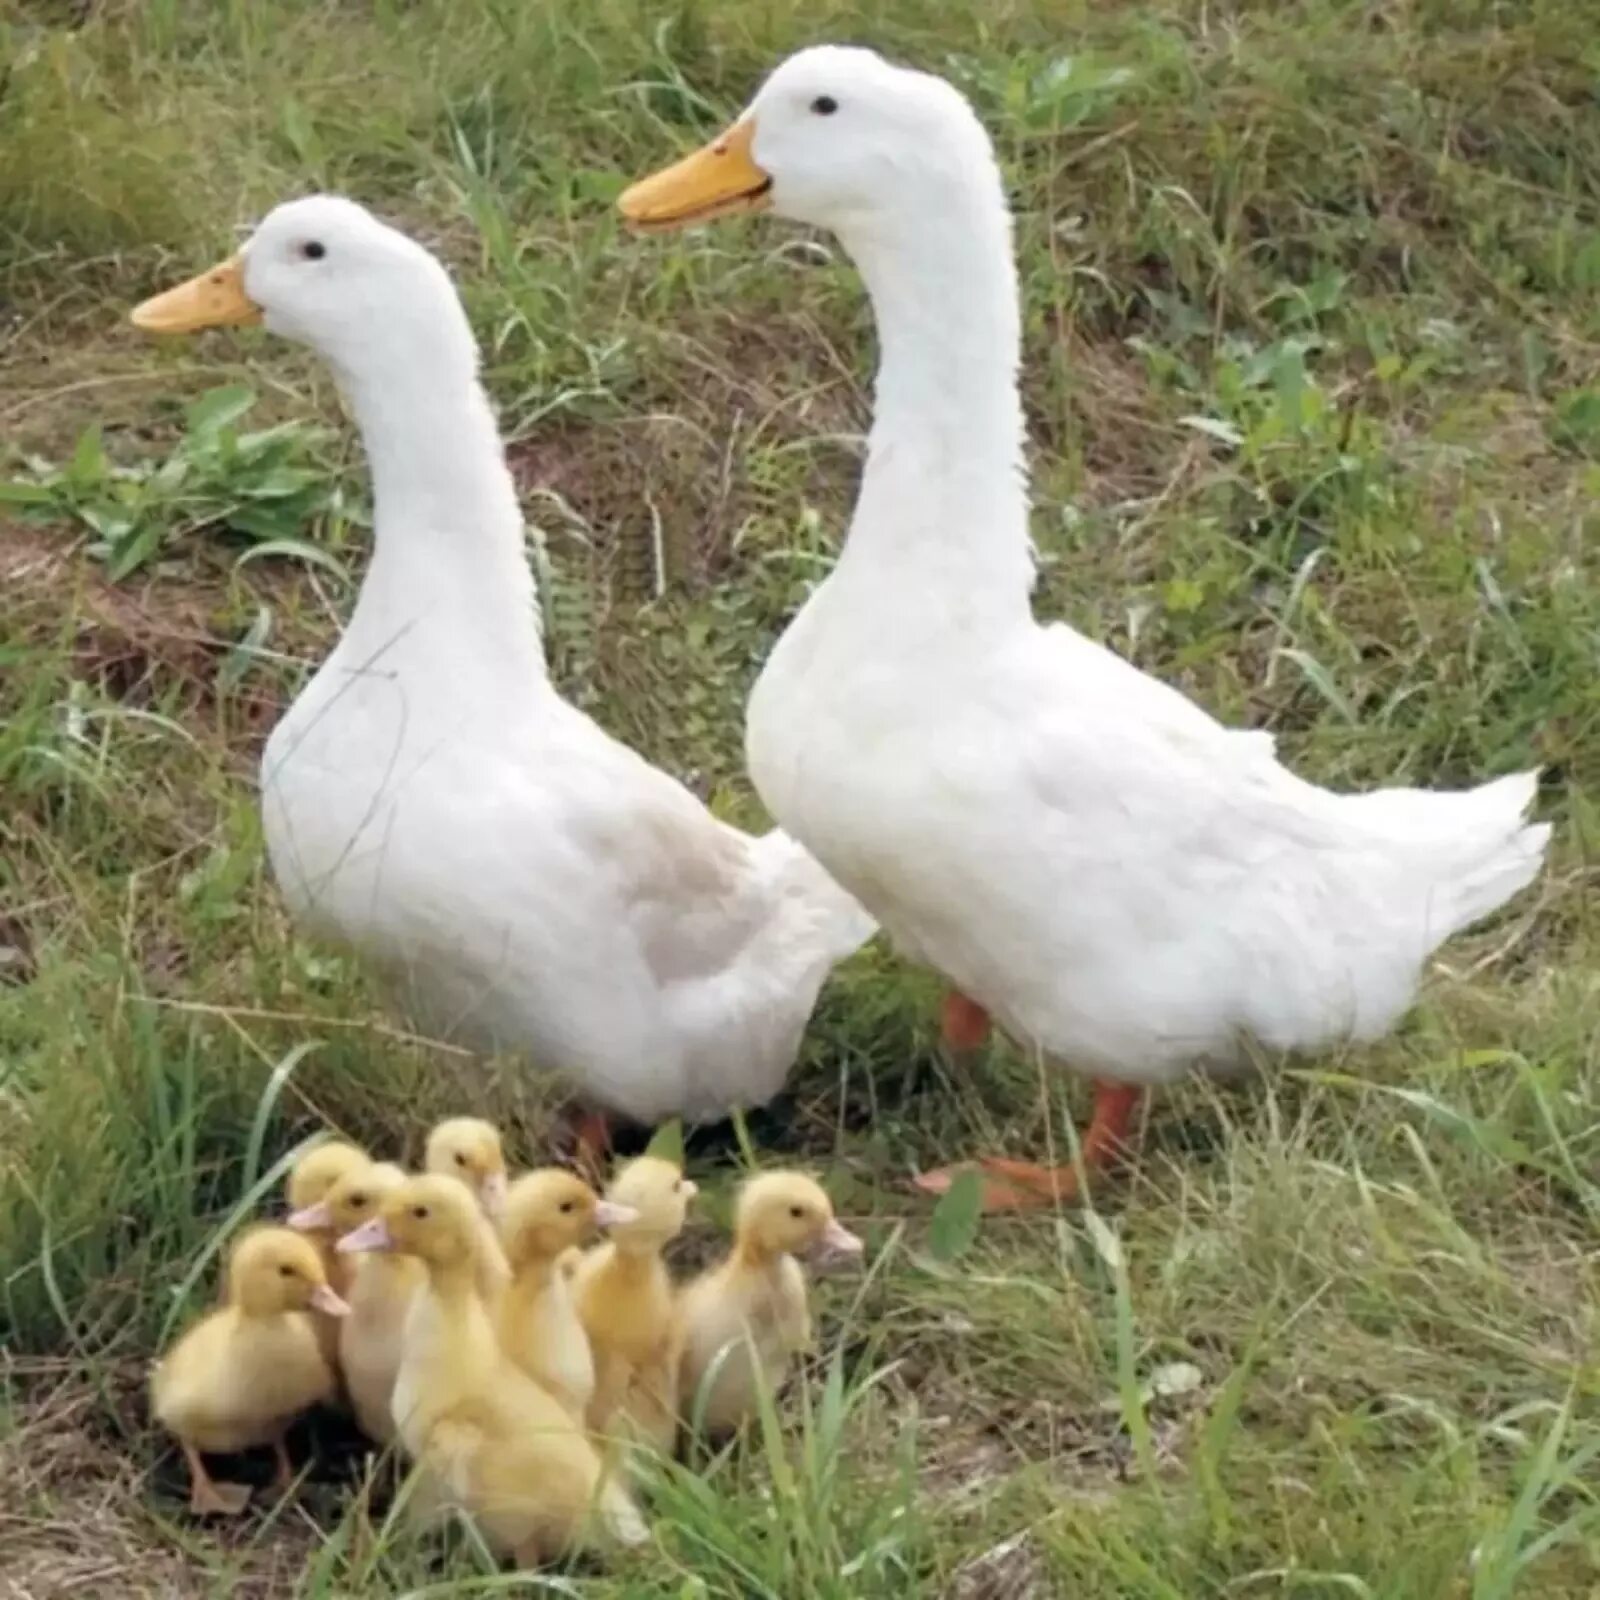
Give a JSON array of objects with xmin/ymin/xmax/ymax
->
[
  {"xmin": 338, "ymin": 1173, "xmax": 482, "ymax": 1270},
  {"xmin": 501, "ymin": 1168, "xmax": 637, "ymax": 1267},
  {"xmin": 425, "ymin": 1117, "xmax": 509, "ymax": 1222},
  {"xmin": 286, "ymin": 1140, "xmax": 370, "ymax": 1226},
  {"xmin": 603, "ymin": 1156, "xmax": 696, "ymax": 1251},
  {"xmin": 228, "ymin": 1226, "xmax": 350, "ymax": 1319},
  {"xmin": 619, "ymin": 46, "xmax": 996, "ymax": 244},
  {"xmin": 295, "ymin": 1160, "xmax": 409, "ymax": 1241},
  {"xmin": 734, "ymin": 1171, "xmax": 864, "ymax": 1268},
  {"xmin": 130, "ymin": 195, "xmax": 474, "ymax": 379}
]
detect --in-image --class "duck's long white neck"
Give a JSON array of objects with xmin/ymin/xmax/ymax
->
[
  {"xmin": 833, "ymin": 173, "xmax": 1033, "ymax": 626},
  {"xmin": 335, "ymin": 338, "xmax": 547, "ymax": 689}
]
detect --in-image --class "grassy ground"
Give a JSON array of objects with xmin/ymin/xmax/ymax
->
[{"xmin": 3, "ymin": 0, "xmax": 1598, "ymax": 1594}]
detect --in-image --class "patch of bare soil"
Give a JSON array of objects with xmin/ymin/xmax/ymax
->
[
  {"xmin": 0, "ymin": 1360, "xmax": 377, "ymax": 1600},
  {"xmin": 0, "ymin": 520, "xmax": 292, "ymax": 752}
]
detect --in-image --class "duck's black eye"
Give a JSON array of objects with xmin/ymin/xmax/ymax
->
[
  {"xmin": 348, "ymin": 1193, "xmax": 366, "ymax": 1208},
  {"xmin": 279, "ymin": 1264, "xmax": 295, "ymax": 1278},
  {"xmin": 789, "ymin": 1205, "xmax": 805, "ymax": 1219},
  {"xmin": 454, "ymin": 1152, "xmax": 467, "ymax": 1167},
  {"xmin": 810, "ymin": 95, "xmax": 838, "ymax": 116},
  {"xmin": 412, "ymin": 1205, "xmax": 429, "ymax": 1220},
  {"xmin": 559, "ymin": 1200, "xmax": 575, "ymax": 1214},
  {"xmin": 302, "ymin": 240, "xmax": 326, "ymax": 261}
]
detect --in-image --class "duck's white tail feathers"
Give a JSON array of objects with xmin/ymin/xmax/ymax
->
[
  {"xmin": 752, "ymin": 829, "xmax": 877, "ymax": 964},
  {"xmin": 1348, "ymin": 768, "xmax": 1549, "ymax": 948}
]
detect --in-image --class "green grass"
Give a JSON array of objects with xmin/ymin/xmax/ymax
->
[{"xmin": 3, "ymin": 0, "xmax": 1598, "ymax": 1593}]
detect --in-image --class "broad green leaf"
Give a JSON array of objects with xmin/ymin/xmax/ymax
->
[
  {"xmin": 234, "ymin": 538, "xmax": 348, "ymax": 578},
  {"xmin": 67, "ymin": 425, "xmax": 106, "ymax": 489},
  {"xmin": 927, "ymin": 1169, "xmax": 982, "ymax": 1262},
  {"xmin": 644, "ymin": 1118, "xmax": 685, "ymax": 1165},
  {"xmin": 0, "ymin": 481, "xmax": 57, "ymax": 506},
  {"xmin": 106, "ymin": 522, "xmax": 165, "ymax": 580},
  {"xmin": 183, "ymin": 383, "xmax": 257, "ymax": 439}
]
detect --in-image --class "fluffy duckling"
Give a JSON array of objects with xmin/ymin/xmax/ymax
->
[
  {"xmin": 499, "ymin": 1169, "xmax": 636, "ymax": 1420},
  {"xmin": 151, "ymin": 1227, "xmax": 347, "ymax": 1514},
  {"xmin": 309, "ymin": 1161, "xmax": 423, "ymax": 1444},
  {"xmin": 286, "ymin": 1138, "xmax": 369, "ymax": 1369},
  {"xmin": 424, "ymin": 1116, "xmax": 512, "ymax": 1305},
  {"xmin": 339, "ymin": 1174, "xmax": 645, "ymax": 1562},
  {"xmin": 678, "ymin": 1173, "xmax": 863, "ymax": 1435},
  {"xmin": 572, "ymin": 1157, "xmax": 696, "ymax": 1459}
]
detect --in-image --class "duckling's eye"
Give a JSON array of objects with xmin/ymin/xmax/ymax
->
[
  {"xmin": 278, "ymin": 1264, "xmax": 296, "ymax": 1278},
  {"xmin": 454, "ymin": 1153, "xmax": 467, "ymax": 1167},
  {"xmin": 559, "ymin": 1200, "xmax": 576, "ymax": 1214},
  {"xmin": 412, "ymin": 1205, "xmax": 429, "ymax": 1220},
  {"xmin": 348, "ymin": 1193, "xmax": 366, "ymax": 1208},
  {"xmin": 810, "ymin": 95, "xmax": 839, "ymax": 116},
  {"xmin": 789, "ymin": 1205, "xmax": 806, "ymax": 1220},
  {"xmin": 301, "ymin": 240, "xmax": 326, "ymax": 261}
]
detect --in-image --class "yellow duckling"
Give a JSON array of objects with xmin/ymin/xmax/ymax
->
[
  {"xmin": 572, "ymin": 1156, "xmax": 696, "ymax": 1459},
  {"xmin": 338, "ymin": 1174, "xmax": 646, "ymax": 1563},
  {"xmin": 678, "ymin": 1172, "xmax": 863, "ymax": 1435},
  {"xmin": 151, "ymin": 1227, "xmax": 347, "ymax": 1515},
  {"xmin": 499, "ymin": 1169, "xmax": 637, "ymax": 1421},
  {"xmin": 309, "ymin": 1161, "xmax": 423, "ymax": 1445},
  {"xmin": 424, "ymin": 1116, "xmax": 512, "ymax": 1305},
  {"xmin": 285, "ymin": 1138, "xmax": 369, "ymax": 1371}
]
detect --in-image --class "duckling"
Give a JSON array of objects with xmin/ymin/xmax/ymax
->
[
  {"xmin": 424, "ymin": 1116, "xmax": 512, "ymax": 1305},
  {"xmin": 285, "ymin": 1138, "xmax": 370, "ymax": 1370},
  {"xmin": 311, "ymin": 1161, "xmax": 423, "ymax": 1444},
  {"xmin": 151, "ymin": 1227, "xmax": 347, "ymax": 1514},
  {"xmin": 678, "ymin": 1172, "xmax": 863, "ymax": 1436},
  {"xmin": 572, "ymin": 1156, "xmax": 696, "ymax": 1459},
  {"xmin": 499, "ymin": 1169, "xmax": 637, "ymax": 1421},
  {"xmin": 338, "ymin": 1174, "xmax": 645, "ymax": 1562}
]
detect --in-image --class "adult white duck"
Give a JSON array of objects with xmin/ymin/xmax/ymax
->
[
  {"xmin": 620, "ymin": 48, "xmax": 1550, "ymax": 1209},
  {"xmin": 130, "ymin": 196, "xmax": 873, "ymax": 1149}
]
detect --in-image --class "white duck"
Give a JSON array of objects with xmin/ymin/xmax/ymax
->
[
  {"xmin": 621, "ymin": 47, "xmax": 1551, "ymax": 1209},
  {"xmin": 130, "ymin": 196, "xmax": 873, "ymax": 1140}
]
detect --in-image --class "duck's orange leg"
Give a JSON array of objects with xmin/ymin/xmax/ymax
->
[
  {"xmin": 567, "ymin": 1107, "xmax": 614, "ymax": 1186},
  {"xmin": 940, "ymin": 991, "xmax": 993, "ymax": 1055},
  {"xmin": 916, "ymin": 1080, "xmax": 1143, "ymax": 1213}
]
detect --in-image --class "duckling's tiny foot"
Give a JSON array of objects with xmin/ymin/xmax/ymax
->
[
  {"xmin": 272, "ymin": 1437, "xmax": 296, "ymax": 1493},
  {"xmin": 181, "ymin": 1441, "xmax": 252, "ymax": 1515}
]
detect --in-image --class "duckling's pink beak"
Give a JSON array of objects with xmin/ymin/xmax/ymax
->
[
  {"xmin": 481, "ymin": 1170, "xmax": 509, "ymax": 1221},
  {"xmin": 309, "ymin": 1284, "xmax": 351, "ymax": 1318},
  {"xmin": 287, "ymin": 1201, "xmax": 333, "ymax": 1232},
  {"xmin": 594, "ymin": 1200, "xmax": 641, "ymax": 1229},
  {"xmin": 337, "ymin": 1217, "xmax": 393, "ymax": 1253},
  {"xmin": 810, "ymin": 1219, "xmax": 865, "ymax": 1270}
]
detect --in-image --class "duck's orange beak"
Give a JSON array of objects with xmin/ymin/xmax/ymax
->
[
  {"xmin": 618, "ymin": 119, "xmax": 772, "ymax": 233},
  {"xmin": 131, "ymin": 254, "xmax": 262, "ymax": 334}
]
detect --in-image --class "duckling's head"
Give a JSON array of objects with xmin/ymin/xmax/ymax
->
[
  {"xmin": 286, "ymin": 1140, "xmax": 370, "ymax": 1224},
  {"xmin": 338, "ymin": 1174, "xmax": 481, "ymax": 1270},
  {"xmin": 501, "ymin": 1168, "xmax": 637, "ymax": 1267},
  {"xmin": 603, "ymin": 1156, "xmax": 696, "ymax": 1251},
  {"xmin": 619, "ymin": 47, "xmax": 997, "ymax": 244},
  {"xmin": 425, "ymin": 1117, "xmax": 509, "ymax": 1222},
  {"xmin": 295, "ymin": 1160, "xmax": 408, "ymax": 1241},
  {"xmin": 130, "ymin": 195, "xmax": 476, "ymax": 386},
  {"xmin": 227, "ymin": 1226, "xmax": 350, "ymax": 1319},
  {"xmin": 735, "ymin": 1172, "xmax": 864, "ymax": 1268}
]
